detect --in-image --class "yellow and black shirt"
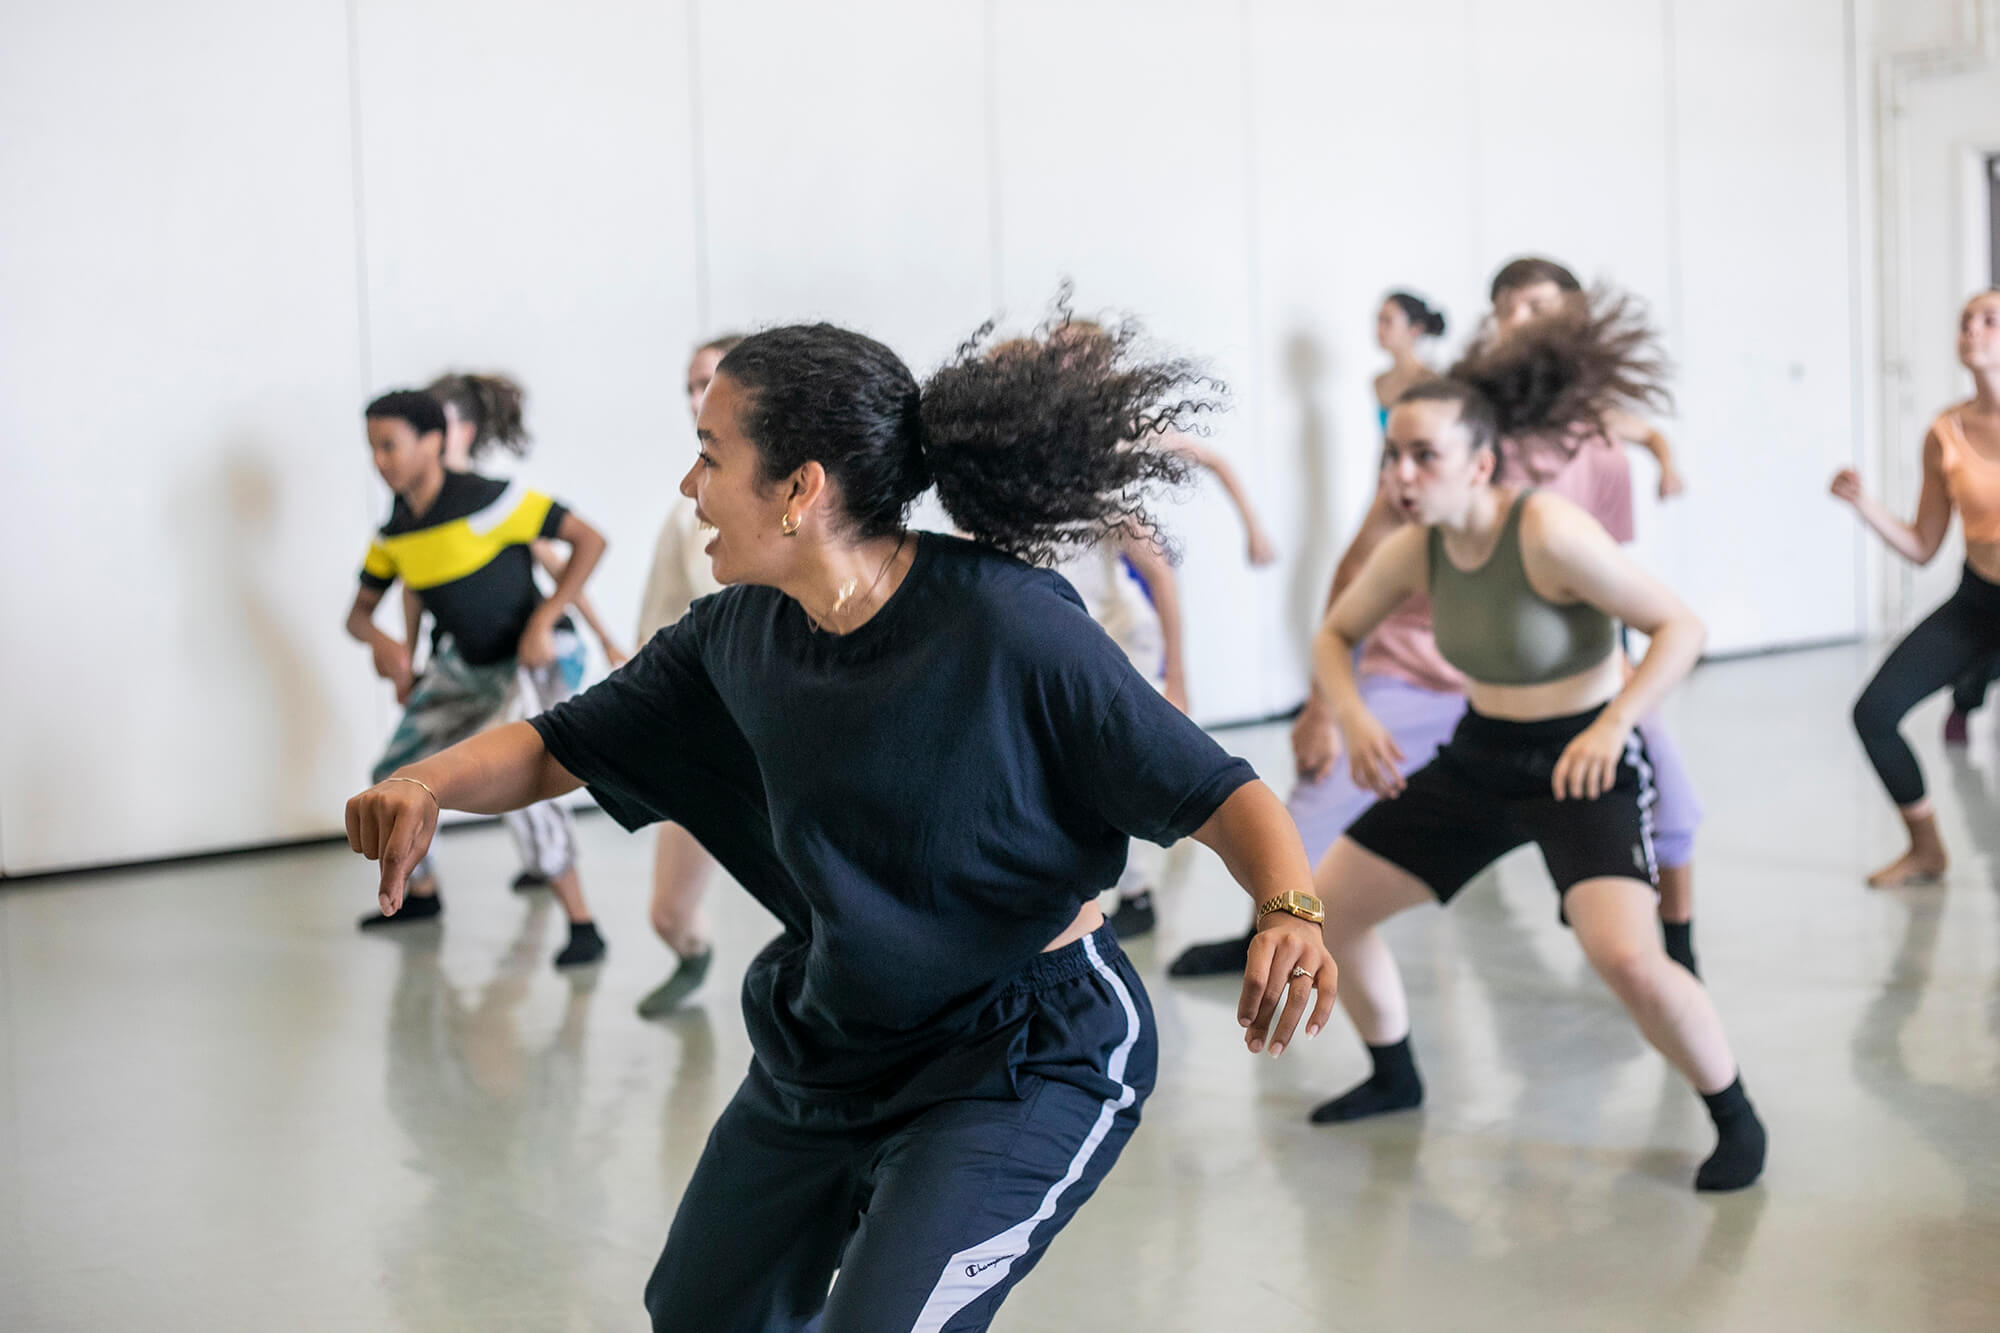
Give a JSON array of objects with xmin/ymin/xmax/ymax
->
[{"xmin": 359, "ymin": 471, "xmax": 573, "ymax": 666}]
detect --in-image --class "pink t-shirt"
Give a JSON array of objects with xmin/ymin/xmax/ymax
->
[
  {"xmin": 1500, "ymin": 428, "xmax": 1635, "ymax": 543},
  {"xmin": 1358, "ymin": 589, "xmax": 1466, "ymax": 695}
]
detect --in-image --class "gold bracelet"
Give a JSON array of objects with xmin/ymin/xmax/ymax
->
[{"xmin": 385, "ymin": 775, "xmax": 439, "ymax": 810}]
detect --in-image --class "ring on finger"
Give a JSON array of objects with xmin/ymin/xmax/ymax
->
[{"xmin": 1289, "ymin": 966, "xmax": 1313, "ymax": 980}]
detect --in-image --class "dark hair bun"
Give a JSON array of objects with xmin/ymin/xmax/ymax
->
[{"xmin": 1387, "ymin": 291, "xmax": 1445, "ymax": 340}]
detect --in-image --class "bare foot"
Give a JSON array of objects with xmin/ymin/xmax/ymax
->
[{"xmin": 1866, "ymin": 849, "xmax": 1947, "ymax": 888}]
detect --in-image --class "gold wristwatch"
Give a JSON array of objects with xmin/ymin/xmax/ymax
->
[{"xmin": 1256, "ymin": 890, "xmax": 1325, "ymax": 925}]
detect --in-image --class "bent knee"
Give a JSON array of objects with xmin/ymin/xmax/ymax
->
[
  {"xmin": 1851, "ymin": 689, "xmax": 1904, "ymax": 740},
  {"xmin": 1586, "ymin": 944, "xmax": 1665, "ymax": 999}
]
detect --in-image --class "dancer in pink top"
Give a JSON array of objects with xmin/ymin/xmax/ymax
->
[{"xmin": 1488, "ymin": 257, "xmax": 1702, "ymax": 975}]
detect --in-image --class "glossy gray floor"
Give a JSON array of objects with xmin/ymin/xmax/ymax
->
[{"xmin": 3, "ymin": 644, "xmax": 1997, "ymax": 1331}]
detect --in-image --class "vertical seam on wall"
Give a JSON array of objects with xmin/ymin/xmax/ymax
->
[
  {"xmin": 983, "ymin": 0, "xmax": 1004, "ymax": 309},
  {"xmin": 1237, "ymin": 0, "xmax": 1276, "ymax": 703},
  {"xmin": 1842, "ymin": 0, "xmax": 1870, "ymax": 637},
  {"xmin": 343, "ymin": 0, "xmax": 373, "ymax": 396},
  {"xmin": 1659, "ymin": 0, "xmax": 1688, "ymax": 597},
  {"xmin": 1464, "ymin": 0, "xmax": 1483, "ymax": 283},
  {"xmin": 686, "ymin": 0, "xmax": 713, "ymax": 333},
  {"xmin": 1660, "ymin": 0, "xmax": 1687, "ymax": 374}
]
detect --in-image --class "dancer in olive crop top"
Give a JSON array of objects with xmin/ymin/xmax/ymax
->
[
  {"xmin": 1426, "ymin": 488, "xmax": 1618, "ymax": 682},
  {"xmin": 1305, "ymin": 296, "xmax": 1766, "ymax": 1193},
  {"xmin": 1834, "ymin": 289, "xmax": 2000, "ymax": 887}
]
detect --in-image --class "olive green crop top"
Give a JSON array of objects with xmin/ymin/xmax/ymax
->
[{"xmin": 1427, "ymin": 491, "xmax": 1618, "ymax": 686}]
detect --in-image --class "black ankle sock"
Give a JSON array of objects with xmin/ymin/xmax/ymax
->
[
  {"xmin": 1310, "ymin": 1037, "xmax": 1424, "ymax": 1124},
  {"xmin": 358, "ymin": 891, "xmax": 441, "ymax": 930},
  {"xmin": 554, "ymin": 920, "xmax": 605, "ymax": 968},
  {"xmin": 1167, "ymin": 930, "xmax": 1255, "ymax": 978},
  {"xmin": 1696, "ymin": 1076, "xmax": 1766, "ymax": 1192},
  {"xmin": 1663, "ymin": 920, "xmax": 1699, "ymax": 978},
  {"xmin": 1108, "ymin": 891, "xmax": 1156, "ymax": 938}
]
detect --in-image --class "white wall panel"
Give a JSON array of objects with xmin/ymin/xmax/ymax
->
[
  {"xmin": 992, "ymin": 1, "xmax": 1281, "ymax": 722},
  {"xmin": 1471, "ymin": 0, "xmax": 1682, "ymax": 585},
  {"xmin": 1248, "ymin": 0, "xmax": 1483, "ymax": 683},
  {"xmin": 0, "ymin": 1, "xmax": 371, "ymax": 873},
  {"xmin": 352, "ymin": 0, "xmax": 703, "ymax": 679},
  {"xmin": 1669, "ymin": 0, "xmax": 1863, "ymax": 652},
  {"xmin": 1469, "ymin": 0, "xmax": 1677, "ymax": 302},
  {"xmin": 692, "ymin": 0, "xmax": 993, "ymax": 373},
  {"xmin": 0, "ymin": 0, "xmax": 1888, "ymax": 868}
]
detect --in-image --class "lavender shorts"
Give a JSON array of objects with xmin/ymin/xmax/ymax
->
[
  {"xmin": 1287, "ymin": 676, "xmax": 1466, "ymax": 863},
  {"xmin": 1634, "ymin": 713, "xmax": 1700, "ymax": 871}
]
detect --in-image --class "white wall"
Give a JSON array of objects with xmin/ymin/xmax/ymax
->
[
  {"xmin": 0, "ymin": 0, "xmax": 374, "ymax": 873},
  {"xmin": 2, "ymin": 0, "xmax": 1875, "ymax": 873}
]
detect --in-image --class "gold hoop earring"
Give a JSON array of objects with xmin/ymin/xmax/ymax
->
[{"xmin": 781, "ymin": 512, "xmax": 800, "ymax": 537}]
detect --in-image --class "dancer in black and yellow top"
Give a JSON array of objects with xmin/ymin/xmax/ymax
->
[{"xmin": 345, "ymin": 389, "xmax": 611, "ymax": 968}]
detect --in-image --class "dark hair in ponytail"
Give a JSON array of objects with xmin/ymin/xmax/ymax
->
[
  {"xmin": 365, "ymin": 388, "xmax": 447, "ymax": 440},
  {"xmin": 1387, "ymin": 291, "xmax": 1447, "ymax": 338},
  {"xmin": 1397, "ymin": 287, "xmax": 1670, "ymax": 476},
  {"xmin": 1489, "ymin": 256, "xmax": 1583, "ymax": 302},
  {"xmin": 715, "ymin": 295, "xmax": 1220, "ymax": 563},
  {"xmin": 427, "ymin": 372, "xmax": 529, "ymax": 460}
]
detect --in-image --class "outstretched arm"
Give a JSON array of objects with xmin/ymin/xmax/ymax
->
[
  {"xmin": 1831, "ymin": 430, "xmax": 1953, "ymax": 566},
  {"xmin": 1171, "ymin": 437, "xmax": 1277, "ymax": 566},
  {"xmin": 346, "ymin": 585, "xmax": 413, "ymax": 701},
  {"xmin": 519, "ymin": 512, "xmax": 608, "ymax": 668},
  {"xmin": 1311, "ymin": 525, "xmax": 1428, "ymax": 797},
  {"xmin": 346, "ymin": 722, "xmax": 582, "ymax": 914},
  {"xmin": 1520, "ymin": 494, "xmax": 1706, "ymax": 800},
  {"xmin": 399, "ymin": 588, "xmax": 425, "ymax": 695},
  {"xmin": 1605, "ymin": 407, "xmax": 1683, "ymax": 499},
  {"xmin": 1119, "ymin": 530, "xmax": 1189, "ymax": 712},
  {"xmin": 534, "ymin": 540, "xmax": 630, "ymax": 667},
  {"xmin": 1293, "ymin": 485, "xmax": 1408, "ymax": 779},
  {"xmin": 1191, "ymin": 781, "xmax": 1337, "ymax": 1057}
]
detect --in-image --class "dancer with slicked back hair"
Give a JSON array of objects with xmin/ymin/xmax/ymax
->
[
  {"xmin": 343, "ymin": 303, "xmax": 1338, "ymax": 1331},
  {"xmin": 1375, "ymin": 289, "xmax": 1447, "ymax": 431}
]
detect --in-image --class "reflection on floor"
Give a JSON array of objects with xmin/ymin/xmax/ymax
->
[{"xmin": 2, "ymin": 644, "xmax": 1996, "ymax": 1330}]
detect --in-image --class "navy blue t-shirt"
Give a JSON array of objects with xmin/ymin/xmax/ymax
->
[{"xmin": 529, "ymin": 533, "xmax": 1254, "ymax": 1100}]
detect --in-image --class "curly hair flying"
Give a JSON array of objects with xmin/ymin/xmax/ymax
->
[
  {"xmin": 716, "ymin": 291, "xmax": 1225, "ymax": 565},
  {"xmin": 1399, "ymin": 287, "xmax": 1671, "ymax": 468}
]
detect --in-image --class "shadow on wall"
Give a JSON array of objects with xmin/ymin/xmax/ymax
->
[
  {"xmin": 1284, "ymin": 329, "xmax": 1338, "ymax": 697},
  {"xmin": 219, "ymin": 441, "xmax": 340, "ymax": 837}
]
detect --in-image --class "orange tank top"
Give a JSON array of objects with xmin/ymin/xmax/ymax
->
[{"xmin": 1937, "ymin": 411, "xmax": 2000, "ymax": 545}]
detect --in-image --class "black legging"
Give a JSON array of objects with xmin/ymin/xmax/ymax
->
[
  {"xmin": 1951, "ymin": 651, "xmax": 2000, "ymax": 715},
  {"xmin": 1853, "ymin": 565, "xmax": 2000, "ymax": 805}
]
